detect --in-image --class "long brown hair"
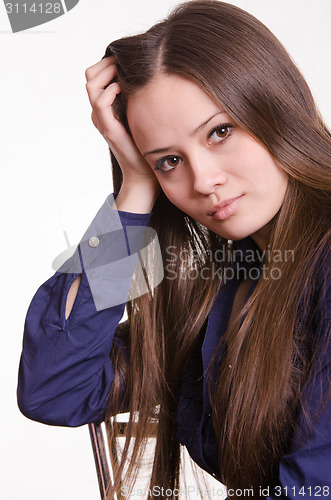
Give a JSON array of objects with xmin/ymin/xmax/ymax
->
[{"xmin": 103, "ymin": 1, "xmax": 331, "ymax": 497}]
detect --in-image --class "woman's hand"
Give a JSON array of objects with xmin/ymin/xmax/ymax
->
[{"xmin": 85, "ymin": 57, "xmax": 160, "ymax": 213}]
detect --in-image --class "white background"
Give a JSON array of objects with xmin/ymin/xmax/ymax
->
[{"xmin": 1, "ymin": 1, "xmax": 330, "ymax": 499}]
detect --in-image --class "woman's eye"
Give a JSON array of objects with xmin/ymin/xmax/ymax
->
[
  {"xmin": 154, "ymin": 155, "xmax": 182, "ymax": 173},
  {"xmin": 208, "ymin": 124, "xmax": 233, "ymax": 144}
]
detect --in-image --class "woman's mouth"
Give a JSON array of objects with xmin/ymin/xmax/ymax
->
[{"xmin": 209, "ymin": 195, "xmax": 243, "ymax": 220}]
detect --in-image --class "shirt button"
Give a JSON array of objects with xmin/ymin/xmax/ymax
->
[{"xmin": 89, "ymin": 236, "xmax": 100, "ymax": 248}]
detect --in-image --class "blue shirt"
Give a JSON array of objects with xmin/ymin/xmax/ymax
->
[{"xmin": 17, "ymin": 194, "xmax": 331, "ymax": 499}]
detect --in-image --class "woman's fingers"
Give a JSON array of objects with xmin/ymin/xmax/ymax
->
[
  {"xmin": 90, "ymin": 81, "xmax": 124, "ymax": 139},
  {"xmin": 85, "ymin": 57, "xmax": 124, "ymax": 140},
  {"xmin": 93, "ymin": 81, "xmax": 121, "ymax": 119},
  {"xmin": 85, "ymin": 56, "xmax": 116, "ymax": 81},
  {"xmin": 85, "ymin": 61, "xmax": 118, "ymax": 107}
]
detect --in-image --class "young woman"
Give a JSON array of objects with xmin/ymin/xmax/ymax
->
[{"xmin": 17, "ymin": 1, "xmax": 330, "ymax": 498}]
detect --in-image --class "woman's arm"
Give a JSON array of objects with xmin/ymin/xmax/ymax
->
[
  {"xmin": 17, "ymin": 56, "xmax": 162, "ymax": 427},
  {"xmin": 17, "ymin": 197, "xmax": 153, "ymax": 427}
]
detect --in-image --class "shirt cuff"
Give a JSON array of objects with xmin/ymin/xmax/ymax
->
[
  {"xmin": 111, "ymin": 193, "xmax": 153, "ymax": 227},
  {"xmin": 57, "ymin": 193, "xmax": 162, "ymax": 310}
]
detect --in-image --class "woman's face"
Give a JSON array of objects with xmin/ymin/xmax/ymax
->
[{"xmin": 127, "ymin": 74, "xmax": 288, "ymax": 249}]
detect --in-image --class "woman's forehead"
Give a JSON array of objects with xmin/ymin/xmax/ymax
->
[{"xmin": 127, "ymin": 74, "xmax": 224, "ymax": 138}]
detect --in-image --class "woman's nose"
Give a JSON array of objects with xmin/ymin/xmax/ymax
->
[{"xmin": 189, "ymin": 153, "xmax": 227, "ymax": 195}]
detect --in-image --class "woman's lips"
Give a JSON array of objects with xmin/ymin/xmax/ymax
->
[{"xmin": 209, "ymin": 195, "xmax": 243, "ymax": 220}]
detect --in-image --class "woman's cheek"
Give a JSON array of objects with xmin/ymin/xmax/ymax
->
[
  {"xmin": 160, "ymin": 180, "xmax": 193, "ymax": 213},
  {"xmin": 160, "ymin": 184, "xmax": 180, "ymax": 204}
]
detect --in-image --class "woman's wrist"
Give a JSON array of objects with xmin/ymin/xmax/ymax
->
[{"xmin": 112, "ymin": 178, "xmax": 160, "ymax": 214}]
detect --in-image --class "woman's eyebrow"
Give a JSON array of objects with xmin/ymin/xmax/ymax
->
[
  {"xmin": 143, "ymin": 111, "xmax": 226, "ymax": 158},
  {"xmin": 191, "ymin": 111, "xmax": 226, "ymax": 136}
]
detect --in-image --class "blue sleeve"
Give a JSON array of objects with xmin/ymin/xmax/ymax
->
[
  {"xmin": 17, "ymin": 194, "xmax": 154, "ymax": 427},
  {"xmin": 265, "ymin": 264, "xmax": 331, "ymax": 499}
]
